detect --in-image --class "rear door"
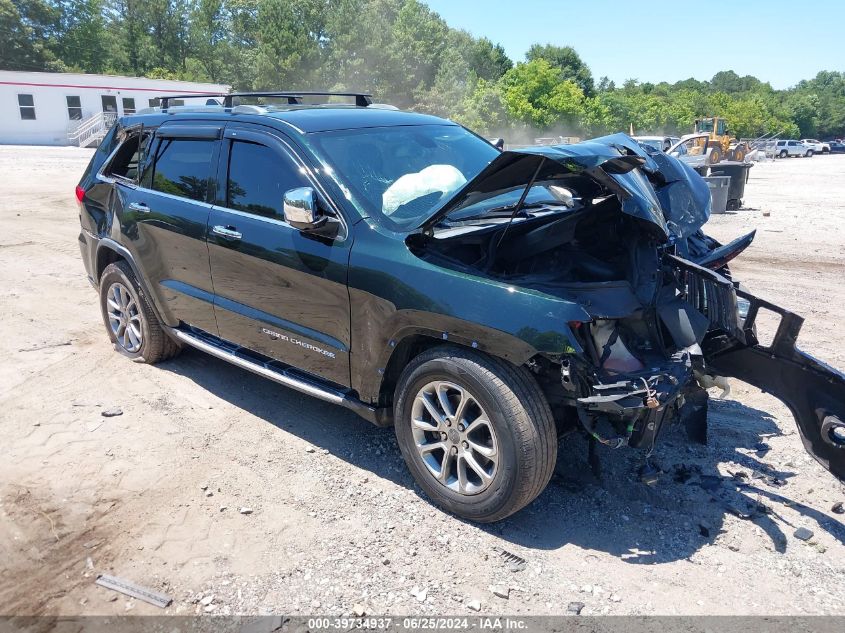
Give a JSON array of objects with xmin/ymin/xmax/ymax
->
[
  {"xmin": 207, "ymin": 124, "xmax": 352, "ymax": 386},
  {"xmin": 118, "ymin": 122, "xmax": 221, "ymax": 333}
]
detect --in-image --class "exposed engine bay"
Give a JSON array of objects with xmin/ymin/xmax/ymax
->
[{"xmin": 409, "ymin": 134, "xmax": 845, "ymax": 481}]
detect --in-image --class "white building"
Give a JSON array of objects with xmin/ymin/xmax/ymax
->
[{"xmin": 0, "ymin": 71, "xmax": 230, "ymax": 146}]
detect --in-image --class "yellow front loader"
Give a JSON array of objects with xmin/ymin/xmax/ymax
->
[{"xmin": 694, "ymin": 117, "xmax": 750, "ymax": 163}]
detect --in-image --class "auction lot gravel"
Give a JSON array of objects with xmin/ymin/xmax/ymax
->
[{"xmin": 1, "ymin": 146, "xmax": 844, "ymax": 617}]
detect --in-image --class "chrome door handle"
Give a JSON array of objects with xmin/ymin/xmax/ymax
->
[
  {"xmin": 127, "ymin": 202, "xmax": 150, "ymax": 212},
  {"xmin": 212, "ymin": 225, "xmax": 242, "ymax": 240}
]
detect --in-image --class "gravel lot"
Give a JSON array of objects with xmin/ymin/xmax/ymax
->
[{"xmin": 1, "ymin": 147, "xmax": 844, "ymax": 617}]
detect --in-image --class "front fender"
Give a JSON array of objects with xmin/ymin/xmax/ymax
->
[{"xmin": 348, "ymin": 225, "xmax": 587, "ymax": 403}]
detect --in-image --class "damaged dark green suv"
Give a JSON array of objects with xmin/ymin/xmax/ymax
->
[{"xmin": 77, "ymin": 91, "xmax": 845, "ymax": 522}]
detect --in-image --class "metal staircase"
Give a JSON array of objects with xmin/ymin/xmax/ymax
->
[{"xmin": 67, "ymin": 112, "xmax": 118, "ymax": 147}]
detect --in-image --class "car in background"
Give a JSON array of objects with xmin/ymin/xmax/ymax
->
[
  {"xmin": 633, "ymin": 135, "xmax": 680, "ymax": 152},
  {"xmin": 775, "ymin": 140, "xmax": 811, "ymax": 158},
  {"xmin": 667, "ymin": 133, "xmax": 716, "ymax": 167},
  {"xmin": 801, "ymin": 139, "xmax": 830, "ymax": 154},
  {"xmin": 827, "ymin": 140, "xmax": 845, "ymax": 154}
]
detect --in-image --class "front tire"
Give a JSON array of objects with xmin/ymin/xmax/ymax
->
[
  {"xmin": 709, "ymin": 146, "xmax": 722, "ymax": 164},
  {"xmin": 99, "ymin": 261, "xmax": 182, "ymax": 364},
  {"xmin": 393, "ymin": 346, "xmax": 557, "ymax": 522},
  {"xmin": 806, "ymin": 149, "xmax": 814, "ymax": 157}
]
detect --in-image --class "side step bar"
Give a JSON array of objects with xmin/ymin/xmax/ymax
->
[{"xmin": 171, "ymin": 329, "xmax": 389, "ymax": 426}]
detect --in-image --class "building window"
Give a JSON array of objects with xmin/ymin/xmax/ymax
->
[
  {"xmin": 66, "ymin": 96, "xmax": 82, "ymax": 120},
  {"xmin": 148, "ymin": 98, "xmax": 160, "ymax": 108},
  {"xmin": 122, "ymin": 97, "xmax": 136, "ymax": 115},
  {"xmin": 18, "ymin": 94, "xmax": 35, "ymax": 120},
  {"xmin": 101, "ymin": 95, "xmax": 117, "ymax": 113}
]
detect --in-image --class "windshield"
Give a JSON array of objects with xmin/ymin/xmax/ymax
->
[
  {"xmin": 636, "ymin": 139, "xmax": 663, "ymax": 151},
  {"xmin": 306, "ymin": 124, "xmax": 499, "ymax": 229}
]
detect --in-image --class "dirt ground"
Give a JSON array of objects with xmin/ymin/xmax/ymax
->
[{"xmin": 1, "ymin": 146, "xmax": 844, "ymax": 617}]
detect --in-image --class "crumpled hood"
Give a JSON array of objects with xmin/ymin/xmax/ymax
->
[{"xmin": 419, "ymin": 133, "xmax": 711, "ymax": 240}]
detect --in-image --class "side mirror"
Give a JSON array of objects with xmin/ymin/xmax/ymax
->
[
  {"xmin": 670, "ymin": 151, "xmax": 680, "ymax": 158},
  {"xmin": 283, "ymin": 187, "xmax": 325, "ymax": 231},
  {"xmin": 283, "ymin": 186, "xmax": 341, "ymax": 239},
  {"xmin": 491, "ymin": 138, "xmax": 505, "ymax": 150}
]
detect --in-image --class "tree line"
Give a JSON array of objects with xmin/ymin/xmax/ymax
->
[{"xmin": 4, "ymin": 0, "xmax": 844, "ymax": 140}]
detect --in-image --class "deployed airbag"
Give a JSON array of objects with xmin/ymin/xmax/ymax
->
[{"xmin": 383, "ymin": 164, "xmax": 466, "ymax": 215}]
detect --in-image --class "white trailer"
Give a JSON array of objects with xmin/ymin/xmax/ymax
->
[{"xmin": 0, "ymin": 71, "xmax": 229, "ymax": 146}]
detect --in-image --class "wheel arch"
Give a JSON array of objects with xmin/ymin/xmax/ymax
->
[
  {"xmin": 371, "ymin": 327, "xmax": 554, "ymax": 414},
  {"xmin": 377, "ymin": 334, "xmax": 449, "ymax": 411},
  {"xmin": 95, "ymin": 239, "xmax": 169, "ymax": 326}
]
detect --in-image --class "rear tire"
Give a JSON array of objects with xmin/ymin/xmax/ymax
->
[
  {"xmin": 393, "ymin": 346, "xmax": 557, "ymax": 522},
  {"xmin": 806, "ymin": 149, "xmax": 814, "ymax": 157},
  {"xmin": 99, "ymin": 261, "xmax": 182, "ymax": 364},
  {"xmin": 779, "ymin": 150, "xmax": 788, "ymax": 158}
]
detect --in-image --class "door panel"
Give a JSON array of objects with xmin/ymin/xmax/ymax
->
[
  {"xmin": 115, "ymin": 125, "xmax": 219, "ymax": 333},
  {"xmin": 208, "ymin": 127, "xmax": 352, "ymax": 386}
]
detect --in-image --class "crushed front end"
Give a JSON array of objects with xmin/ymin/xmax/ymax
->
[
  {"xmin": 415, "ymin": 133, "xmax": 845, "ymax": 482},
  {"xmin": 559, "ymin": 251, "xmax": 744, "ymax": 455}
]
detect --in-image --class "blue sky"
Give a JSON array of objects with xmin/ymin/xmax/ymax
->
[{"xmin": 423, "ymin": 0, "xmax": 842, "ymax": 89}]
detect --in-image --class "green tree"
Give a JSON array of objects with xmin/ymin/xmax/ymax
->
[
  {"xmin": 255, "ymin": 0, "xmax": 326, "ymax": 89},
  {"xmin": 454, "ymin": 78, "xmax": 508, "ymax": 134},
  {"xmin": 52, "ymin": 0, "xmax": 110, "ymax": 73},
  {"xmin": 468, "ymin": 36, "xmax": 511, "ymax": 82},
  {"xmin": 1, "ymin": 0, "xmax": 62, "ymax": 70},
  {"xmin": 526, "ymin": 43, "xmax": 594, "ymax": 96},
  {"xmin": 3, "ymin": 0, "xmax": 844, "ymax": 141},
  {"xmin": 386, "ymin": 0, "xmax": 448, "ymax": 105},
  {"xmin": 500, "ymin": 58, "xmax": 586, "ymax": 129}
]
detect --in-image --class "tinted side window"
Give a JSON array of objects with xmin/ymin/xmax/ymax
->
[
  {"xmin": 226, "ymin": 140, "xmax": 308, "ymax": 218},
  {"xmin": 151, "ymin": 139, "xmax": 214, "ymax": 202}
]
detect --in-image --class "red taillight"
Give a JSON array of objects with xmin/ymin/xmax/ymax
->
[{"xmin": 75, "ymin": 185, "xmax": 85, "ymax": 204}]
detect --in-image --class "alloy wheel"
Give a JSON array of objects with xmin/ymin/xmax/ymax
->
[
  {"xmin": 410, "ymin": 380, "xmax": 499, "ymax": 495},
  {"xmin": 106, "ymin": 282, "xmax": 143, "ymax": 353}
]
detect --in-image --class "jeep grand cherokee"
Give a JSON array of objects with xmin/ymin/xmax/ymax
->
[{"xmin": 76, "ymin": 91, "xmax": 845, "ymax": 522}]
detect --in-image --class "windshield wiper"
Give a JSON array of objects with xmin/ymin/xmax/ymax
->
[{"xmin": 448, "ymin": 201, "xmax": 569, "ymax": 223}]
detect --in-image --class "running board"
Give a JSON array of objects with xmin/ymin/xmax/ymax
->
[{"xmin": 170, "ymin": 329, "xmax": 388, "ymax": 426}]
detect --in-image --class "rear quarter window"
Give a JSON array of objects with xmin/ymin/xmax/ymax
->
[{"xmin": 105, "ymin": 132, "xmax": 152, "ymax": 181}]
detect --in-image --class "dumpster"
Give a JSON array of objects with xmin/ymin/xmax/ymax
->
[
  {"xmin": 709, "ymin": 161, "xmax": 752, "ymax": 210},
  {"xmin": 703, "ymin": 175, "xmax": 731, "ymax": 214}
]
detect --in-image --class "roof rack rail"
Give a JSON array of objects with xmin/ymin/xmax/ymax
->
[
  {"xmin": 158, "ymin": 94, "xmax": 228, "ymax": 110},
  {"xmin": 159, "ymin": 91, "xmax": 373, "ymax": 111}
]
